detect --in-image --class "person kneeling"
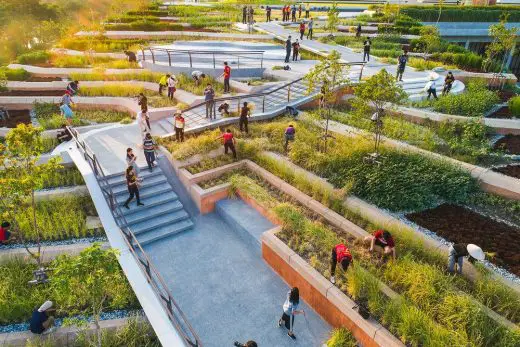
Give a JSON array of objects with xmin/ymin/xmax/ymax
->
[
  {"xmin": 330, "ymin": 242, "xmax": 353, "ymax": 284},
  {"xmin": 365, "ymin": 229, "xmax": 396, "ymax": 260},
  {"xmin": 30, "ymin": 301, "xmax": 55, "ymax": 335}
]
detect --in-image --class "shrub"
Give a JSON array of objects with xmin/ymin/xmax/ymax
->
[
  {"xmin": 33, "ymin": 102, "xmax": 60, "ymax": 119},
  {"xmin": 69, "ymin": 70, "xmax": 162, "ymax": 82},
  {"xmin": 0, "ymin": 67, "xmax": 30, "ymax": 81},
  {"xmin": 104, "ymin": 21, "xmax": 184, "ymax": 31},
  {"xmin": 326, "ymin": 328, "xmax": 357, "ymax": 347},
  {"xmin": 41, "ymin": 167, "xmax": 84, "ymax": 188},
  {"xmin": 401, "ymin": 6, "xmax": 520, "ymax": 22},
  {"xmin": 16, "ymin": 50, "xmax": 50, "ymax": 65},
  {"xmin": 509, "ymin": 96, "xmax": 520, "ymax": 117},
  {"xmin": 78, "ymin": 84, "xmax": 145, "ymax": 97},
  {"xmin": 159, "ymin": 128, "xmax": 221, "ymax": 160}
]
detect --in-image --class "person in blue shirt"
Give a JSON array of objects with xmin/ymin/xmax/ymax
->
[
  {"xmin": 30, "ymin": 301, "xmax": 55, "ymax": 334},
  {"xmin": 278, "ymin": 287, "xmax": 305, "ymax": 339}
]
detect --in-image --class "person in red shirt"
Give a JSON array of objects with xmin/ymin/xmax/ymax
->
[
  {"xmin": 0, "ymin": 222, "xmax": 12, "ymax": 244},
  {"xmin": 365, "ymin": 229, "xmax": 396, "ymax": 260},
  {"xmin": 299, "ymin": 21, "xmax": 305, "ymax": 40},
  {"xmin": 220, "ymin": 62, "xmax": 231, "ymax": 94},
  {"xmin": 330, "ymin": 243, "xmax": 353, "ymax": 284},
  {"xmin": 217, "ymin": 129, "xmax": 237, "ymax": 159}
]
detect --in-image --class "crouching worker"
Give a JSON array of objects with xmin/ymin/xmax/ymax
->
[
  {"xmin": 448, "ymin": 243, "xmax": 484, "ymax": 274},
  {"xmin": 30, "ymin": 301, "xmax": 55, "ymax": 335},
  {"xmin": 0, "ymin": 221, "xmax": 13, "ymax": 244},
  {"xmin": 330, "ymin": 242, "xmax": 353, "ymax": 284},
  {"xmin": 56, "ymin": 124, "xmax": 72, "ymax": 143},
  {"xmin": 365, "ymin": 229, "xmax": 396, "ymax": 260}
]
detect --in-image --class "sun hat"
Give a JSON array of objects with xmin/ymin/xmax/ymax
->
[
  {"xmin": 38, "ymin": 301, "xmax": 53, "ymax": 312},
  {"xmin": 428, "ymin": 73, "xmax": 436, "ymax": 81},
  {"xmin": 467, "ymin": 244, "xmax": 485, "ymax": 261},
  {"xmin": 174, "ymin": 110, "xmax": 182, "ymax": 116}
]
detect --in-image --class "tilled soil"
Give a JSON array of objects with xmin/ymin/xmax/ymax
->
[
  {"xmin": 26, "ymin": 76, "xmax": 63, "ymax": 82},
  {"xmin": 493, "ymin": 164, "xmax": 520, "ymax": 179},
  {"xmin": 0, "ymin": 90, "xmax": 64, "ymax": 96},
  {"xmin": 487, "ymin": 106, "xmax": 514, "ymax": 119},
  {"xmin": 498, "ymin": 90, "xmax": 516, "ymax": 103},
  {"xmin": 406, "ymin": 203, "xmax": 520, "ymax": 277},
  {"xmin": 0, "ymin": 110, "xmax": 31, "ymax": 127},
  {"xmin": 494, "ymin": 134, "xmax": 520, "ymax": 155}
]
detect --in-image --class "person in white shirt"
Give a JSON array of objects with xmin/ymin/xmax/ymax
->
[
  {"xmin": 191, "ymin": 71, "xmax": 206, "ymax": 86},
  {"xmin": 167, "ymin": 74, "xmax": 177, "ymax": 100},
  {"xmin": 137, "ymin": 111, "xmax": 150, "ymax": 137},
  {"xmin": 424, "ymin": 75, "xmax": 438, "ymax": 100}
]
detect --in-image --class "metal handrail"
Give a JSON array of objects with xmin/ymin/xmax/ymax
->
[{"xmin": 67, "ymin": 127, "xmax": 202, "ymax": 347}]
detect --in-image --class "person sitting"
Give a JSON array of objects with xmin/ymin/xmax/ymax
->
[
  {"xmin": 442, "ymin": 71, "xmax": 455, "ymax": 96},
  {"xmin": 0, "ymin": 221, "xmax": 13, "ymax": 244},
  {"xmin": 191, "ymin": 70, "xmax": 206, "ymax": 86},
  {"xmin": 56, "ymin": 124, "xmax": 72, "ymax": 143},
  {"xmin": 218, "ymin": 101, "xmax": 230, "ymax": 117},
  {"xmin": 124, "ymin": 50, "xmax": 137, "ymax": 62},
  {"xmin": 364, "ymin": 229, "xmax": 396, "ymax": 260},
  {"xmin": 448, "ymin": 243, "xmax": 484, "ymax": 274},
  {"xmin": 66, "ymin": 80, "xmax": 79, "ymax": 95},
  {"xmin": 30, "ymin": 301, "xmax": 55, "ymax": 335},
  {"xmin": 330, "ymin": 242, "xmax": 353, "ymax": 284}
]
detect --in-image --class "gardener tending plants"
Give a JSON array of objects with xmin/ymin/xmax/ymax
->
[
  {"xmin": 365, "ymin": 229, "xmax": 396, "ymax": 260},
  {"xmin": 330, "ymin": 242, "xmax": 353, "ymax": 284},
  {"xmin": 216, "ymin": 129, "xmax": 237, "ymax": 159},
  {"xmin": 29, "ymin": 301, "xmax": 55, "ymax": 335},
  {"xmin": 448, "ymin": 243, "xmax": 484, "ymax": 274}
]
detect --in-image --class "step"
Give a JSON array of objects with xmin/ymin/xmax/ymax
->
[
  {"xmin": 135, "ymin": 219, "xmax": 195, "ymax": 247},
  {"xmin": 121, "ymin": 191, "xmax": 179, "ymax": 216},
  {"xmin": 111, "ymin": 174, "xmax": 167, "ymax": 195},
  {"xmin": 116, "ymin": 183, "xmax": 173, "ymax": 204},
  {"xmin": 120, "ymin": 199, "xmax": 184, "ymax": 224},
  {"xmin": 131, "ymin": 210, "xmax": 190, "ymax": 235},
  {"xmin": 106, "ymin": 168, "xmax": 163, "ymax": 186}
]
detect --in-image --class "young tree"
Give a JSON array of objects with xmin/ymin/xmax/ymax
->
[
  {"xmin": 305, "ymin": 50, "xmax": 350, "ymax": 151},
  {"xmin": 418, "ymin": 25, "xmax": 441, "ymax": 59},
  {"xmin": 0, "ymin": 124, "xmax": 61, "ymax": 268},
  {"xmin": 436, "ymin": 0, "xmax": 445, "ymax": 24},
  {"xmin": 327, "ymin": 2, "xmax": 340, "ymax": 35},
  {"xmin": 484, "ymin": 14, "xmax": 518, "ymax": 74},
  {"xmin": 51, "ymin": 243, "xmax": 134, "ymax": 347},
  {"xmin": 351, "ymin": 69, "xmax": 406, "ymax": 157}
]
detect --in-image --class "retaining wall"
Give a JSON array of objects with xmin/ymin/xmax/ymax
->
[{"xmin": 0, "ymin": 242, "xmax": 107, "ymax": 265}]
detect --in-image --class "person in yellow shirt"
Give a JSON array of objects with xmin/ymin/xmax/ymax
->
[{"xmin": 159, "ymin": 74, "xmax": 169, "ymax": 96}]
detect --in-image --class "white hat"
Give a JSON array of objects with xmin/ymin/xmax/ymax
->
[
  {"xmin": 38, "ymin": 301, "xmax": 53, "ymax": 312},
  {"xmin": 429, "ymin": 73, "xmax": 436, "ymax": 81},
  {"xmin": 467, "ymin": 244, "xmax": 485, "ymax": 261}
]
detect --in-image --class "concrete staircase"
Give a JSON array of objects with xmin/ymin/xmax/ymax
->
[
  {"xmin": 105, "ymin": 166, "xmax": 194, "ymax": 246},
  {"xmin": 401, "ymin": 75, "xmax": 464, "ymax": 102}
]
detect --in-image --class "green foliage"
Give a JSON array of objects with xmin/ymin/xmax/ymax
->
[
  {"xmin": 38, "ymin": 115, "xmax": 88, "ymax": 130},
  {"xmin": 0, "ymin": 67, "xmax": 31, "ymax": 81},
  {"xmin": 60, "ymin": 38, "xmax": 149, "ymax": 52},
  {"xmin": 401, "ymin": 6, "xmax": 520, "ymax": 23},
  {"xmin": 229, "ymin": 175, "xmax": 279, "ymax": 209},
  {"xmin": 70, "ymin": 70, "xmax": 162, "ymax": 83},
  {"xmin": 326, "ymin": 328, "xmax": 357, "ymax": 347},
  {"xmin": 33, "ymin": 104, "xmax": 129, "ymax": 129},
  {"xmin": 327, "ymin": 2, "xmax": 340, "ymax": 34},
  {"xmin": 104, "ymin": 21, "xmax": 184, "ymax": 31},
  {"xmin": 436, "ymin": 119, "xmax": 492, "ymax": 163},
  {"xmin": 79, "ymin": 84, "xmax": 145, "ymax": 97},
  {"xmin": 16, "ymin": 51, "xmax": 51, "ymax": 65},
  {"xmin": 508, "ymin": 95, "xmax": 520, "ymax": 117},
  {"xmin": 33, "ymin": 102, "xmax": 60, "ymax": 119},
  {"xmin": 485, "ymin": 15, "xmax": 518, "ymax": 73},
  {"xmin": 41, "ymin": 167, "xmax": 85, "ymax": 188},
  {"xmin": 160, "ymin": 129, "xmax": 221, "ymax": 161}
]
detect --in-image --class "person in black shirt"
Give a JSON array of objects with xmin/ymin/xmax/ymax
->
[
  {"xmin": 242, "ymin": 6, "xmax": 247, "ymax": 24},
  {"xmin": 30, "ymin": 301, "xmax": 55, "ymax": 334},
  {"xmin": 363, "ymin": 38, "xmax": 371, "ymax": 62},
  {"xmin": 66, "ymin": 80, "xmax": 79, "ymax": 95},
  {"xmin": 266, "ymin": 6, "xmax": 271, "ymax": 22},
  {"xmin": 124, "ymin": 50, "xmax": 137, "ymax": 62},
  {"xmin": 285, "ymin": 36, "xmax": 292, "ymax": 63},
  {"xmin": 448, "ymin": 243, "xmax": 484, "ymax": 274},
  {"xmin": 142, "ymin": 133, "xmax": 157, "ymax": 172},
  {"xmin": 123, "ymin": 166, "xmax": 144, "ymax": 209},
  {"xmin": 239, "ymin": 102, "xmax": 250, "ymax": 133}
]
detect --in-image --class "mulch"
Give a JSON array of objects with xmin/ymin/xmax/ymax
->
[
  {"xmin": 492, "ymin": 165, "xmax": 520, "ymax": 179},
  {"xmin": 26, "ymin": 76, "xmax": 63, "ymax": 82},
  {"xmin": 494, "ymin": 135, "xmax": 520, "ymax": 155},
  {"xmin": 0, "ymin": 90, "xmax": 64, "ymax": 96},
  {"xmin": 0, "ymin": 110, "xmax": 31, "ymax": 128},
  {"xmin": 406, "ymin": 203, "xmax": 520, "ymax": 277},
  {"xmin": 487, "ymin": 106, "xmax": 514, "ymax": 119}
]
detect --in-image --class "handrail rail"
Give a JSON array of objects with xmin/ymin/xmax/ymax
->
[{"xmin": 66, "ymin": 126, "xmax": 202, "ymax": 347}]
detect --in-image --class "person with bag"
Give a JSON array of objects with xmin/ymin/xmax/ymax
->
[
  {"xmin": 159, "ymin": 74, "xmax": 169, "ymax": 95},
  {"xmin": 329, "ymin": 242, "xmax": 353, "ymax": 284},
  {"xmin": 292, "ymin": 39, "xmax": 300, "ymax": 61},
  {"xmin": 167, "ymin": 74, "xmax": 177, "ymax": 100},
  {"xmin": 123, "ymin": 166, "xmax": 144, "ymax": 209},
  {"xmin": 174, "ymin": 111, "xmax": 185, "ymax": 142},
  {"xmin": 143, "ymin": 133, "xmax": 157, "ymax": 172},
  {"xmin": 126, "ymin": 148, "xmax": 141, "ymax": 178},
  {"xmin": 278, "ymin": 287, "xmax": 305, "ymax": 340},
  {"xmin": 204, "ymin": 84, "xmax": 216, "ymax": 119},
  {"xmin": 60, "ymin": 90, "xmax": 74, "ymax": 125},
  {"xmin": 216, "ymin": 129, "xmax": 237, "ymax": 159},
  {"xmin": 448, "ymin": 243, "xmax": 484, "ymax": 274}
]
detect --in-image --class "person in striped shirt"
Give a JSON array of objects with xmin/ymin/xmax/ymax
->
[{"xmin": 142, "ymin": 133, "xmax": 157, "ymax": 172}]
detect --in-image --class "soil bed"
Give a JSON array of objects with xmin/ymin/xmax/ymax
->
[
  {"xmin": 498, "ymin": 89, "xmax": 516, "ymax": 103},
  {"xmin": 492, "ymin": 164, "xmax": 520, "ymax": 179},
  {"xmin": 0, "ymin": 90, "xmax": 63, "ymax": 96},
  {"xmin": 0, "ymin": 110, "xmax": 31, "ymax": 127},
  {"xmin": 494, "ymin": 134, "xmax": 520, "ymax": 154},
  {"xmin": 487, "ymin": 106, "xmax": 514, "ymax": 119},
  {"xmin": 406, "ymin": 203, "xmax": 520, "ymax": 276},
  {"xmin": 26, "ymin": 76, "xmax": 62, "ymax": 82}
]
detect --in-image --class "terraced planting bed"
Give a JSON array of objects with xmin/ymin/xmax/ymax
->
[
  {"xmin": 493, "ymin": 164, "xmax": 520, "ymax": 179},
  {"xmin": 487, "ymin": 106, "xmax": 514, "ymax": 119},
  {"xmin": 0, "ymin": 110, "xmax": 31, "ymax": 128},
  {"xmin": 0, "ymin": 90, "xmax": 63, "ymax": 97},
  {"xmin": 494, "ymin": 135, "xmax": 520, "ymax": 154}
]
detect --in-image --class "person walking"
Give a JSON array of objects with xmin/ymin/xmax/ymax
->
[
  {"xmin": 448, "ymin": 243, "xmax": 484, "ymax": 274},
  {"xmin": 299, "ymin": 21, "xmax": 305, "ymax": 40},
  {"xmin": 292, "ymin": 39, "xmax": 300, "ymax": 61},
  {"xmin": 191, "ymin": 70, "xmax": 206, "ymax": 86},
  {"xmin": 278, "ymin": 287, "xmax": 305, "ymax": 340},
  {"xmin": 242, "ymin": 5, "xmax": 247, "ymax": 24},
  {"xmin": 305, "ymin": 3, "xmax": 310, "ymax": 18},
  {"xmin": 221, "ymin": 62, "xmax": 231, "ymax": 94},
  {"xmin": 442, "ymin": 71, "xmax": 455, "ymax": 96},
  {"xmin": 123, "ymin": 166, "xmax": 144, "ymax": 209},
  {"xmin": 363, "ymin": 37, "xmax": 371, "ymax": 62},
  {"xmin": 143, "ymin": 133, "xmax": 157, "ymax": 172},
  {"xmin": 330, "ymin": 243, "xmax": 353, "ymax": 284},
  {"xmin": 126, "ymin": 148, "xmax": 140, "ymax": 177},
  {"xmin": 204, "ymin": 84, "xmax": 215, "ymax": 119},
  {"xmin": 60, "ymin": 90, "xmax": 74, "ymax": 125},
  {"xmin": 356, "ymin": 24, "xmax": 362, "ymax": 37},
  {"xmin": 66, "ymin": 80, "xmax": 79, "ymax": 95},
  {"xmin": 239, "ymin": 102, "xmax": 250, "ymax": 133},
  {"xmin": 396, "ymin": 51, "xmax": 408, "ymax": 82},
  {"xmin": 285, "ymin": 36, "xmax": 292, "ymax": 63},
  {"xmin": 306, "ymin": 18, "xmax": 314, "ymax": 40},
  {"xmin": 217, "ymin": 129, "xmax": 237, "ymax": 159},
  {"xmin": 424, "ymin": 75, "xmax": 438, "ymax": 100},
  {"xmin": 266, "ymin": 5, "xmax": 271, "ymax": 22},
  {"xmin": 137, "ymin": 111, "xmax": 150, "ymax": 136},
  {"xmin": 298, "ymin": 3, "xmax": 302, "ymax": 18},
  {"xmin": 159, "ymin": 74, "xmax": 169, "ymax": 95},
  {"xmin": 174, "ymin": 111, "xmax": 185, "ymax": 142},
  {"xmin": 284, "ymin": 124, "xmax": 295, "ymax": 151},
  {"xmin": 291, "ymin": 5, "xmax": 297, "ymax": 22},
  {"xmin": 30, "ymin": 301, "xmax": 55, "ymax": 335},
  {"xmin": 167, "ymin": 74, "xmax": 177, "ymax": 100},
  {"xmin": 364, "ymin": 229, "xmax": 396, "ymax": 260}
]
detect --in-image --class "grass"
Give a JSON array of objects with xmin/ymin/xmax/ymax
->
[
  {"xmin": 326, "ymin": 328, "xmax": 357, "ymax": 347},
  {"xmin": 49, "ymin": 54, "xmax": 140, "ymax": 69},
  {"xmin": 70, "ymin": 70, "xmax": 163, "ymax": 83},
  {"xmin": 41, "ymin": 167, "xmax": 85, "ymax": 189}
]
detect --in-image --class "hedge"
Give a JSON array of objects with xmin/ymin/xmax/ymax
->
[
  {"xmin": 401, "ymin": 6, "xmax": 520, "ymax": 22},
  {"xmin": 126, "ymin": 10, "xmax": 168, "ymax": 16},
  {"xmin": 104, "ymin": 21, "xmax": 184, "ymax": 31}
]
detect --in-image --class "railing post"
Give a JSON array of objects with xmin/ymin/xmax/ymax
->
[
  {"xmin": 261, "ymin": 54, "xmax": 264, "ymax": 68},
  {"xmin": 359, "ymin": 63, "xmax": 365, "ymax": 81},
  {"xmin": 287, "ymin": 84, "xmax": 291, "ymax": 102},
  {"xmin": 238, "ymin": 55, "xmax": 240, "ymax": 69},
  {"xmin": 92, "ymin": 154, "xmax": 99, "ymax": 176},
  {"xmin": 167, "ymin": 50, "xmax": 171, "ymax": 66},
  {"xmin": 237, "ymin": 97, "xmax": 241, "ymax": 114},
  {"xmin": 213, "ymin": 53, "xmax": 216, "ymax": 69},
  {"xmin": 262, "ymin": 95, "xmax": 265, "ymax": 112},
  {"xmin": 189, "ymin": 52, "xmax": 192, "ymax": 68},
  {"xmin": 141, "ymin": 47, "xmax": 146, "ymax": 62},
  {"xmin": 150, "ymin": 49, "xmax": 155, "ymax": 64}
]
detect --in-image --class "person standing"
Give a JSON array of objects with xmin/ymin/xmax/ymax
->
[
  {"xmin": 281, "ymin": 5, "xmax": 286, "ymax": 21},
  {"xmin": 285, "ymin": 5, "xmax": 291, "ymax": 22},
  {"xmin": 266, "ymin": 5, "xmax": 271, "ymax": 22},
  {"xmin": 285, "ymin": 36, "xmax": 292, "ymax": 63},
  {"xmin": 60, "ymin": 90, "xmax": 74, "ymax": 125},
  {"xmin": 291, "ymin": 5, "xmax": 297, "ymax": 22},
  {"xmin": 363, "ymin": 37, "xmax": 371, "ymax": 62},
  {"xmin": 30, "ymin": 301, "xmax": 55, "ymax": 335},
  {"xmin": 204, "ymin": 84, "xmax": 215, "ymax": 119},
  {"xmin": 356, "ymin": 24, "xmax": 362, "ymax": 37},
  {"xmin": 442, "ymin": 71, "xmax": 455, "ymax": 96},
  {"xmin": 126, "ymin": 148, "xmax": 140, "ymax": 177},
  {"xmin": 167, "ymin": 74, "xmax": 177, "ymax": 100},
  {"xmin": 305, "ymin": 3, "xmax": 310, "ymax": 18},
  {"xmin": 284, "ymin": 124, "xmax": 295, "ymax": 151},
  {"xmin": 329, "ymin": 243, "xmax": 353, "ymax": 284},
  {"xmin": 159, "ymin": 74, "xmax": 169, "ymax": 96},
  {"xmin": 396, "ymin": 51, "xmax": 408, "ymax": 82},
  {"xmin": 221, "ymin": 62, "xmax": 231, "ymax": 94},
  {"xmin": 137, "ymin": 93, "xmax": 150, "ymax": 135},
  {"xmin": 217, "ymin": 129, "xmax": 237, "ymax": 159},
  {"xmin": 364, "ymin": 229, "xmax": 396, "ymax": 260},
  {"xmin": 299, "ymin": 21, "xmax": 305, "ymax": 40},
  {"xmin": 0, "ymin": 221, "xmax": 12, "ymax": 244},
  {"xmin": 306, "ymin": 18, "xmax": 314, "ymax": 40},
  {"xmin": 448, "ymin": 243, "xmax": 484, "ymax": 274},
  {"xmin": 278, "ymin": 287, "xmax": 305, "ymax": 340},
  {"xmin": 292, "ymin": 39, "xmax": 300, "ymax": 61},
  {"xmin": 239, "ymin": 102, "xmax": 250, "ymax": 133},
  {"xmin": 143, "ymin": 133, "xmax": 157, "ymax": 172},
  {"xmin": 174, "ymin": 111, "xmax": 185, "ymax": 142},
  {"xmin": 298, "ymin": 3, "xmax": 302, "ymax": 18},
  {"xmin": 424, "ymin": 75, "xmax": 438, "ymax": 100},
  {"xmin": 242, "ymin": 6, "xmax": 247, "ymax": 24},
  {"xmin": 123, "ymin": 166, "xmax": 144, "ymax": 209}
]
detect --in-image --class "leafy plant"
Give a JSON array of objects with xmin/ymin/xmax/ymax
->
[
  {"xmin": 509, "ymin": 95, "xmax": 520, "ymax": 117},
  {"xmin": 326, "ymin": 328, "xmax": 357, "ymax": 347},
  {"xmin": 16, "ymin": 50, "xmax": 51, "ymax": 65}
]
